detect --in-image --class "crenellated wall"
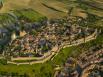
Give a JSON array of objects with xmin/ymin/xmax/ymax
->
[{"xmin": 8, "ymin": 29, "xmax": 98, "ymax": 65}]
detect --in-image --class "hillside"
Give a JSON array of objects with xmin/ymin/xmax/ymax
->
[
  {"xmin": 78, "ymin": 0, "xmax": 103, "ymax": 17},
  {"xmin": 80, "ymin": 0, "xmax": 103, "ymax": 10},
  {"xmin": 0, "ymin": 0, "xmax": 69, "ymax": 19}
]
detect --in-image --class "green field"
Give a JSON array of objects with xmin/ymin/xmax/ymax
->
[
  {"xmin": 0, "ymin": 0, "xmax": 70, "ymax": 19},
  {"xmin": 0, "ymin": 13, "xmax": 16, "ymax": 28},
  {"xmin": 80, "ymin": 0, "xmax": 103, "ymax": 10},
  {"xmin": 1, "ymin": 0, "xmax": 103, "ymax": 19},
  {"xmin": 13, "ymin": 9, "xmax": 46, "ymax": 22},
  {"xmin": 78, "ymin": 0, "xmax": 103, "ymax": 17}
]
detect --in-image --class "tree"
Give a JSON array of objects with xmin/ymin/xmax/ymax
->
[
  {"xmin": 24, "ymin": 73, "xmax": 29, "ymax": 77},
  {"xmin": 0, "ymin": 0, "xmax": 3, "ymax": 9},
  {"xmin": 0, "ymin": 59, "xmax": 7, "ymax": 65},
  {"xmin": 81, "ymin": 30, "xmax": 86, "ymax": 43}
]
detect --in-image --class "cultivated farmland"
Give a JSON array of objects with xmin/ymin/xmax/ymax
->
[{"xmin": 0, "ymin": 0, "xmax": 69, "ymax": 19}]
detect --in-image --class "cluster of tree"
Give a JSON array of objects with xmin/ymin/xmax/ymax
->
[{"xmin": 0, "ymin": 59, "xmax": 7, "ymax": 65}]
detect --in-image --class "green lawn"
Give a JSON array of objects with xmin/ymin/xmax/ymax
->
[
  {"xmin": 0, "ymin": 13, "xmax": 16, "ymax": 28},
  {"xmin": 13, "ymin": 9, "xmax": 46, "ymax": 22}
]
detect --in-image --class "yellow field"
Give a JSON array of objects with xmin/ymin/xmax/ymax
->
[
  {"xmin": 80, "ymin": 0, "xmax": 103, "ymax": 17},
  {"xmin": 42, "ymin": 0, "xmax": 68, "ymax": 13},
  {"xmin": 1, "ymin": 0, "xmax": 102, "ymax": 19},
  {"xmin": 81, "ymin": 0, "xmax": 103, "ymax": 9},
  {"xmin": 71, "ymin": 8, "xmax": 87, "ymax": 18},
  {"xmin": 0, "ymin": 0, "xmax": 30, "ymax": 12},
  {"xmin": 93, "ymin": 0, "xmax": 103, "ymax": 3},
  {"xmin": 0, "ymin": 0, "xmax": 68, "ymax": 19}
]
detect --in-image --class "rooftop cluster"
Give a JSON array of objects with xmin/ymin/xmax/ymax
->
[
  {"xmin": 56, "ymin": 45, "xmax": 103, "ymax": 77},
  {"xmin": 3, "ymin": 16, "xmax": 96, "ymax": 61}
]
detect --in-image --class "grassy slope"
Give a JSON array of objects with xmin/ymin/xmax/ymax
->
[
  {"xmin": 0, "ymin": 9, "xmax": 45, "ymax": 30},
  {"xmin": 42, "ymin": 0, "xmax": 68, "ymax": 13},
  {"xmin": 0, "ymin": 13, "xmax": 16, "ymax": 28},
  {"xmin": 29, "ymin": 0, "xmax": 67, "ymax": 19},
  {"xmin": 81, "ymin": 0, "xmax": 103, "ymax": 9},
  {"xmin": 13, "ymin": 9, "xmax": 46, "ymax": 22},
  {"xmin": 0, "ymin": 0, "xmax": 30, "ymax": 12},
  {"xmin": 78, "ymin": 0, "xmax": 103, "ymax": 17},
  {"xmin": 0, "ymin": 0, "xmax": 69, "ymax": 19},
  {"xmin": 1, "ymin": 0, "xmax": 103, "ymax": 18}
]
